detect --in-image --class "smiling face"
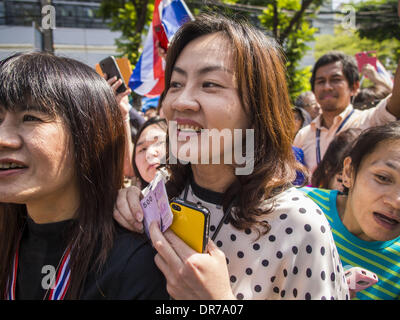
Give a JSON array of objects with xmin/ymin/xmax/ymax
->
[
  {"xmin": 0, "ymin": 106, "xmax": 78, "ymax": 213},
  {"xmin": 342, "ymin": 140, "xmax": 400, "ymax": 241},
  {"xmin": 162, "ymin": 33, "xmax": 250, "ymax": 165},
  {"xmin": 313, "ymin": 61, "xmax": 359, "ymax": 114},
  {"xmin": 135, "ymin": 124, "xmax": 166, "ymax": 183}
]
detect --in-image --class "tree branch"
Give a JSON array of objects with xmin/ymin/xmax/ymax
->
[
  {"xmin": 279, "ymin": 0, "xmax": 313, "ymax": 44},
  {"xmin": 272, "ymin": 0, "xmax": 279, "ymax": 39}
]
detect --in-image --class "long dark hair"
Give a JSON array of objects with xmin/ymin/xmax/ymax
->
[
  {"xmin": 0, "ymin": 52, "xmax": 126, "ymax": 299},
  {"xmin": 161, "ymin": 13, "xmax": 302, "ymax": 235},
  {"xmin": 132, "ymin": 116, "xmax": 167, "ymax": 188},
  {"xmin": 312, "ymin": 128, "xmax": 361, "ymax": 189},
  {"xmin": 346, "ymin": 122, "xmax": 400, "ymax": 180}
]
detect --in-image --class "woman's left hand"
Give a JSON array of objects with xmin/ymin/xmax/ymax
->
[{"xmin": 149, "ymin": 222, "xmax": 236, "ymax": 300}]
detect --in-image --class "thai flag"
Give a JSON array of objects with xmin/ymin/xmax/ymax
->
[
  {"xmin": 376, "ymin": 60, "xmax": 394, "ymax": 84},
  {"xmin": 129, "ymin": 0, "xmax": 193, "ymax": 97}
]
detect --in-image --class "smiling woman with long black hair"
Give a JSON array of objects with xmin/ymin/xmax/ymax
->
[{"xmin": 0, "ymin": 52, "xmax": 168, "ymax": 300}]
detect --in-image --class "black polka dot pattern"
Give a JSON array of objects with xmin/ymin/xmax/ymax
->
[{"xmin": 184, "ymin": 186, "xmax": 350, "ymax": 300}]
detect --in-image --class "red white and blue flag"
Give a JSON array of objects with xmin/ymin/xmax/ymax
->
[{"xmin": 129, "ymin": 0, "xmax": 193, "ymax": 97}]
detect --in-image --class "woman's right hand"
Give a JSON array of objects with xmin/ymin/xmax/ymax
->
[{"xmin": 113, "ymin": 186, "xmax": 144, "ymax": 233}]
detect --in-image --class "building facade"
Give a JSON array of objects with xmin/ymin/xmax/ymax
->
[{"xmin": 0, "ymin": 0, "xmax": 122, "ymax": 67}]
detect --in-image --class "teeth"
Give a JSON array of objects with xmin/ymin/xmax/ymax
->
[
  {"xmin": 177, "ymin": 124, "xmax": 202, "ymax": 132},
  {"xmin": 0, "ymin": 162, "xmax": 25, "ymax": 169}
]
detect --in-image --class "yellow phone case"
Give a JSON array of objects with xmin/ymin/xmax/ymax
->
[{"xmin": 170, "ymin": 198, "xmax": 210, "ymax": 253}]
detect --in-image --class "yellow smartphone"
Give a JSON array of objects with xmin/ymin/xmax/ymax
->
[{"xmin": 169, "ymin": 198, "xmax": 210, "ymax": 253}]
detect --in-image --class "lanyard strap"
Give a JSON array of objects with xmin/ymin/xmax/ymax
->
[
  {"xmin": 7, "ymin": 243, "xmax": 71, "ymax": 300},
  {"xmin": 182, "ymin": 182, "xmax": 235, "ymax": 242},
  {"xmin": 315, "ymin": 109, "xmax": 355, "ymax": 165}
]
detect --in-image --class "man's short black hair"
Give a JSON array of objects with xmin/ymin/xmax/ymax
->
[{"xmin": 310, "ymin": 51, "xmax": 359, "ymax": 91}]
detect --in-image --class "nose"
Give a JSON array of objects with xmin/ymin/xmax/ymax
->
[
  {"xmin": 384, "ymin": 189, "xmax": 400, "ymax": 211},
  {"xmin": 322, "ymin": 80, "xmax": 334, "ymax": 91},
  {"xmin": 170, "ymin": 85, "xmax": 200, "ymax": 113},
  {"xmin": 146, "ymin": 144, "xmax": 160, "ymax": 163},
  {"xmin": 0, "ymin": 117, "xmax": 22, "ymax": 150}
]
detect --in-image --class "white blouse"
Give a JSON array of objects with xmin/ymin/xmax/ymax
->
[{"xmin": 183, "ymin": 185, "xmax": 350, "ymax": 300}]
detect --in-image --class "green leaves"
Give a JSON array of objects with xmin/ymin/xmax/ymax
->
[
  {"xmin": 353, "ymin": 0, "xmax": 400, "ymax": 42},
  {"xmin": 258, "ymin": 0, "xmax": 320, "ymax": 102}
]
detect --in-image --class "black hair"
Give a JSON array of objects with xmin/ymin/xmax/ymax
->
[
  {"xmin": 0, "ymin": 52, "xmax": 125, "ymax": 299},
  {"xmin": 132, "ymin": 116, "xmax": 167, "ymax": 188},
  {"xmin": 311, "ymin": 51, "xmax": 359, "ymax": 92},
  {"xmin": 312, "ymin": 128, "xmax": 361, "ymax": 191},
  {"xmin": 347, "ymin": 122, "xmax": 400, "ymax": 180}
]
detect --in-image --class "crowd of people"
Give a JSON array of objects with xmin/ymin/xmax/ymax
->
[{"xmin": 0, "ymin": 7, "xmax": 399, "ymax": 301}]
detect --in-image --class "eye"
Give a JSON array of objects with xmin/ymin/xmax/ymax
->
[
  {"xmin": 375, "ymin": 174, "xmax": 392, "ymax": 184},
  {"xmin": 203, "ymin": 81, "xmax": 221, "ymax": 88},
  {"xmin": 23, "ymin": 114, "xmax": 42, "ymax": 122},
  {"xmin": 170, "ymin": 81, "xmax": 182, "ymax": 89},
  {"xmin": 137, "ymin": 147, "xmax": 147, "ymax": 154}
]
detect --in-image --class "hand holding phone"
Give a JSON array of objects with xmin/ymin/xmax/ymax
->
[
  {"xmin": 355, "ymin": 51, "xmax": 377, "ymax": 73},
  {"xmin": 154, "ymin": 23, "xmax": 169, "ymax": 51},
  {"xmin": 345, "ymin": 266, "xmax": 378, "ymax": 292},
  {"xmin": 99, "ymin": 56, "xmax": 128, "ymax": 94}
]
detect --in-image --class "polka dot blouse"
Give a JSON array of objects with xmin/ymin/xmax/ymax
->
[{"xmin": 183, "ymin": 184, "xmax": 350, "ymax": 300}]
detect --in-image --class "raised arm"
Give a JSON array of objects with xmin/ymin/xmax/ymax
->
[
  {"xmin": 386, "ymin": 58, "xmax": 400, "ymax": 119},
  {"xmin": 386, "ymin": 1, "xmax": 400, "ymax": 118}
]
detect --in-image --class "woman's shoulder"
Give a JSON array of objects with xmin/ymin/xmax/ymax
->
[
  {"xmin": 260, "ymin": 187, "xmax": 326, "ymax": 218},
  {"xmin": 84, "ymin": 224, "xmax": 168, "ymax": 300},
  {"xmin": 113, "ymin": 223, "xmax": 152, "ymax": 253},
  {"xmin": 257, "ymin": 187, "xmax": 333, "ymax": 241}
]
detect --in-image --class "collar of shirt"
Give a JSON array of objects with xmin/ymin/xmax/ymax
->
[{"xmin": 310, "ymin": 104, "xmax": 354, "ymax": 132}]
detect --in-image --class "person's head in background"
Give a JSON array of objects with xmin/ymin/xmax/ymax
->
[
  {"xmin": 353, "ymin": 85, "xmax": 391, "ymax": 111},
  {"xmin": 295, "ymin": 91, "xmax": 321, "ymax": 120},
  {"xmin": 311, "ymin": 52, "xmax": 360, "ymax": 117},
  {"xmin": 341, "ymin": 122, "xmax": 400, "ymax": 241},
  {"xmin": 311, "ymin": 128, "xmax": 361, "ymax": 192},
  {"xmin": 141, "ymin": 96, "xmax": 160, "ymax": 120},
  {"xmin": 0, "ymin": 51, "xmax": 126, "ymax": 298},
  {"xmin": 293, "ymin": 106, "xmax": 311, "ymax": 136},
  {"xmin": 133, "ymin": 116, "xmax": 167, "ymax": 188}
]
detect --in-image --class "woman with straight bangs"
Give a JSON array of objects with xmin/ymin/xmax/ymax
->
[
  {"xmin": 0, "ymin": 52, "xmax": 168, "ymax": 300},
  {"xmin": 114, "ymin": 13, "xmax": 349, "ymax": 300}
]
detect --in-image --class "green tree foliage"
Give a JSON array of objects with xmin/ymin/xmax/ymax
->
[
  {"xmin": 353, "ymin": 0, "xmax": 399, "ymax": 42},
  {"xmin": 258, "ymin": 0, "xmax": 323, "ymax": 102},
  {"xmin": 99, "ymin": 0, "xmax": 153, "ymax": 65},
  {"xmin": 99, "ymin": 0, "xmax": 326, "ymax": 103},
  {"xmin": 314, "ymin": 25, "xmax": 399, "ymax": 76}
]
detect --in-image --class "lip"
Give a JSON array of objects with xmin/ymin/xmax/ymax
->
[
  {"xmin": 320, "ymin": 94, "xmax": 337, "ymax": 100},
  {"xmin": 0, "ymin": 158, "xmax": 29, "ymax": 178},
  {"xmin": 373, "ymin": 211, "xmax": 400, "ymax": 230},
  {"xmin": 147, "ymin": 163, "xmax": 160, "ymax": 171},
  {"xmin": 174, "ymin": 118, "xmax": 203, "ymax": 129},
  {"xmin": 0, "ymin": 158, "xmax": 28, "ymax": 167}
]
